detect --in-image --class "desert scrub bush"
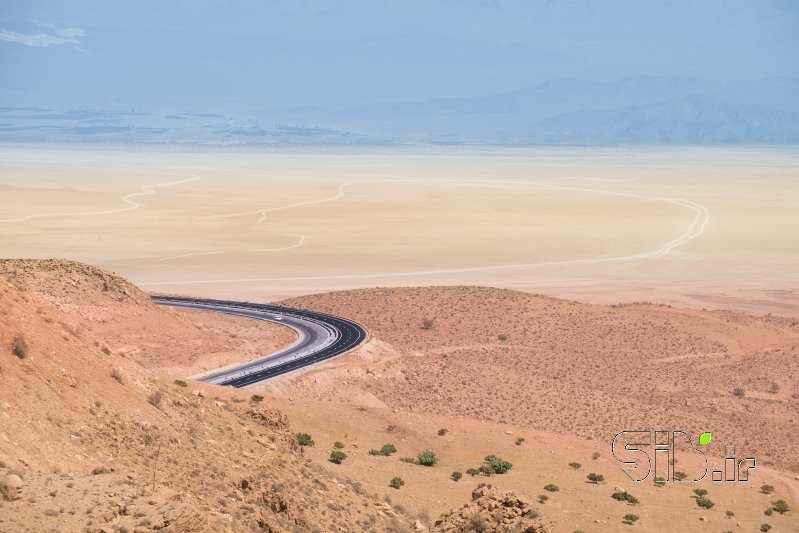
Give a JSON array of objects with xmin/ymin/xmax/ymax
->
[
  {"xmin": 296, "ymin": 433, "xmax": 315, "ymax": 447},
  {"xmin": 537, "ymin": 494, "xmax": 549, "ymax": 504},
  {"xmin": 421, "ymin": 318, "xmax": 434, "ymax": 330},
  {"xmin": 611, "ymin": 491, "xmax": 639, "ymax": 504},
  {"xmin": 760, "ymin": 484, "xmax": 775, "ymax": 494},
  {"xmin": 380, "ymin": 444, "xmax": 397, "ymax": 456},
  {"xmin": 515, "ymin": 437, "xmax": 525, "ymax": 445},
  {"xmin": 437, "ymin": 428, "xmax": 448, "ymax": 436},
  {"xmin": 173, "ymin": 379, "xmax": 187, "ymax": 388},
  {"xmin": 653, "ymin": 476, "xmax": 666, "ymax": 486},
  {"xmin": 673, "ymin": 471, "xmax": 688, "ymax": 481},
  {"xmin": 417, "ymin": 451, "xmax": 437, "ymax": 466},
  {"xmin": 250, "ymin": 394, "xmax": 264, "ymax": 403},
  {"xmin": 483, "ymin": 455, "xmax": 512, "ymax": 474},
  {"xmin": 732, "ymin": 387, "xmax": 745, "ymax": 397},
  {"xmin": 592, "ymin": 451, "xmax": 600, "ymax": 460},
  {"xmin": 111, "ymin": 368, "xmax": 124, "ymax": 384},
  {"xmin": 760, "ymin": 524, "xmax": 771, "ymax": 532},
  {"xmin": 451, "ymin": 471, "xmax": 462, "ymax": 482},
  {"xmin": 329, "ymin": 451, "xmax": 347, "ymax": 464},
  {"xmin": 399, "ymin": 457, "xmax": 416, "ymax": 464},
  {"xmin": 764, "ymin": 508, "xmax": 773, "ymax": 516},
  {"xmin": 725, "ymin": 510, "xmax": 734, "ymax": 518},
  {"xmin": 587, "ymin": 472, "xmax": 604, "ymax": 484},
  {"xmin": 693, "ymin": 488, "xmax": 708, "ymax": 498},
  {"xmin": 696, "ymin": 497, "xmax": 715, "ymax": 509},
  {"xmin": 466, "ymin": 468, "xmax": 480, "ymax": 476},
  {"xmin": 544, "ymin": 484, "xmax": 559, "ymax": 492},
  {"xmin": 147, "ymin": 390, "xmax": 163, "ymax": 407},
  {"xmin": 569, "ymin": 462, "xmax": 582, "ymax": 470},
  {"xmin": 497, "ymin": 334, "xmax": 508, "ymax": 341},
  {"xmin": 622, "ymin": 513, "xmax": 639, "ymax": 525},
  {"xmin": 772, "ymin": 499, "xmax": 789, "ymax": 514},
  {"xmin": 11, "ymin": 334, "xmax": 28, "ymax": 359},
  {"xmin": 768, "ymin": 382, "xmax": 780, "ymax": 394},
  {"xmin": 333, "ymin": 441, "xmax": 345, "ymax": 449},
  {"xmin": 389, "ymin": 477, "xmax": 405, "ymax": 489}
]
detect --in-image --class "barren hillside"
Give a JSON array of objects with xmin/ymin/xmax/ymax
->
[{"xmin": 280, "ymin": 286, "xmax": 799, "ymax": 473}]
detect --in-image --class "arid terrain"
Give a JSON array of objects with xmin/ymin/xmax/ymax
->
[
  {"xmin": 1, "ymin": 260, "xmax": 797, "ymax": 532},
  {"xmin": 2, "ymin": 146, "xmax": 798, "ymax": 316}
]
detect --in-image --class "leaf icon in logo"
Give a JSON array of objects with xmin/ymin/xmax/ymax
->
[{"xmin": 698, "ymin": 432, "xmax": 712, "ymax": 446}]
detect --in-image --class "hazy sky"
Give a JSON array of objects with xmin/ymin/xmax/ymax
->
[{"xmin": 1, "ymin": 0, "xmax": 797, "ymax": 111}]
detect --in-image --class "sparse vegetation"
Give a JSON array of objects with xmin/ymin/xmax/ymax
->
[
  {"xmin": 673, "ymin": 471, "xmax": 688, "ymax": 481},
  {"xmin": 543, "ymin": 484, "xmax": 559, "ymax": 492},
  {"xmin": 725, "ymin": 510, "xmax": 735, "ymax": 518},
  {"xmin": 538, "ymin": 494, "xmax": 549, "ymax": 504},
  {"xmin": 333, "ymin": 441, "xmax": 345, "ymax": 449},
  {"xmin": 250, "ymin": 394, "xmax": 264, "ymax": 403},
  {"xmin": 569, "ymin": 462, "xmax": 582, "ymax": 470},
  {"xmin": 417, "ymin": 451, "xmax": 437, "ymax": 466},
  {"xmin": 437, "ymin": 428, "xmax": 448, "ymax": 436},
  {"xmin": 696, "ymin": 497, "xmax": 715, "ymax": 509},
  {"xmin": 592, "ymin": 451, "xmax": 600, "ymax": 460},
  {"xmin": 760, "ymin": 524, "xmax": 772, "ymax": 532},
  {"xmin": 622, "ymin": 513, "xmax": 639, "ymax": 525},
  {"xmin": 612, "ymin": 491, "xmax": 639, "ymax": 505},
  {"xmin": 466, "ymin": 468, "xmax": 480, "ymax": 476},
  {"xmin": 653, "ymin": 476, "xmax": 667, "ymax": 486},
  {"xmin": 772, "ymin": 499, "xmax": 789, "ymax": 514},
  {"xmin": 329, "ymin": 450, "xmax": 347, "ymax": 464},
  {"xmin": 399, "ymin": 457, "xmax": 416, "ymax": 464},
  {"xmin": 296, "ymin": 433, "xmax": 315, "ymax": 447},
  {"xmin": 370, "ymin": 444, "xmax": 397, "ymax": 456},
  {"xmin": 451, "ymin": 471, "xmax": 462, "ymax": 482},
  {"xmin": 764, "ymin": 508, "xmax": 773, "ymax": 516},
  {"xmin": 476, "ymin": 455, "xmax": 512, "ymax": 475},
  {"xmin": 421, "ymin": 318, "xmax": 434, "ymax": 330},
  {"xmin": 587, "ymin": 472, "xmax": 604, "ymax": 484},
  {"xmin": 497, "ymin": 334, "xmax": 508, "ymax": 341},
  {"xmin": 693, "ymin": 488, "xmax": 708, "ymax": 498},
  {"xmin": 732, "ymin": 387, "xmax": 745, "ymax": 397},
  {"xmin": 515, "ymin": 437, "xmax": 524, "ymax": 445},
  {"xmin": 768, "ymin": 382, "xmax": 780, "ymax": 394},
  {"xmin": 760, "ymin": 484, "xmax": 775, "ymax": 495},
  {"xmin": 389, "ymin": 477, "xmax": 405, "ymax": 489},
  {"xmin": 173, "ymin": 379, "xmax": 187, "ymax": 387},
  {"xmin": 11, "ymin": 334, "xmax": 28, "ymax": 359}
]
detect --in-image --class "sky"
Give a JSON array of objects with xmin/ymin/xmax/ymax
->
[{"xmin": 1, "ymin": 0, "xmax": 798, "ymax": 112}]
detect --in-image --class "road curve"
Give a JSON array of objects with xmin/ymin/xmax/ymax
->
[{"xmin": 151, "ymin": 295, "xmax": 366, "ymax": 387}]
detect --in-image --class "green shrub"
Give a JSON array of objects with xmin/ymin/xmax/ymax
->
[
  {"xmin": 389, "ymin": 477, "xmax": 405, "ymax": 489},
  {"xmin": 483, "ymin": 455, "xmax": 512, "ymax": 474},
  {"xmin": 696, "ymin": 497, "xmax": 714, "ymax": 509},
  {"xmin": 732, "ymin": 387, "xmax": 745, "ymax": 397},
  {"xmin": 399, "ymin": 457, "xmax": 416, "ymax": 464},
  {"xmin": 466, "ymin": 468, "xmax": 480, "ymax": 476},
  {"xmin": 760, "ymin": 484, "xmax": 775, "ymax": 494},
  {"xmin": 772, "ymin": 499, "xmax": 789, "ymax": 514},
  {"xmin": 693, "ymin": 488, "xmax": 708, "ymax": 497},
  {"xmin": 437, "ymin": 428, "xmax": 448, "ymax": 436},
  {"xmin": 417, "ymin": 451, "xmax": 437, "ymax": 466},
  {"xmin": 250, "ymin": 394, "xmax": 264, "ymax": 403},
  {"xmin": 515, "ymin": 437, "xmax": 525, "ymax": 445},
  {"xmin": 764, "ymin": 508, "xmax": 773, "ymax": 516},
  {"xmin": 333, "ymin": 441, "xmax": 345, "ymax": 449},
  {"xmin": 612, "ymin": 491, "xmax": 639, "ymax": 504},
  {"xmin": 592, "ymin": 452, "xmax": 600, "ymax": 460},
  {"xmin": 760, "ymin": 524, "xmax": 771, "ymax": 532},
  {"xmin": 296, "ymin": 433, "xmax": 315, "ymax": 447},
  {"xmin": 538, "ymin": 494, "xmax": 549, "ymax": 504},
  {"xmin": 11, "ymin": 334, "xmax": 28, "ymax": 359},
  {"xmin": 568, "ymin": 462, "xmax": 581, "ymax": 470},
  {"xmin": 329, "ymin": 450, "xmax": 347, "ymax": 464},
  {"xmin": 173, "ymin": 379, "xmax": 187, "ymax": 388},
  {"xmin": 622, "ymin": 513, "xmax": 639, "ymax": 525},
  {"xmin": 451, "ymin": 471, "xmax": 462, "ymax": 482},
  {"xmin": 380, "ymin": 444, "xmax": 397, "ymax": 456},
  {"xmin": 544, "ymin": 484, "xmax": 559, "ymax": 492},
  {"xmin": 587, "ymin": 472, "xmax": 604, "ymax": 484},
  {"xmin": 369, "ymin": 449, "xmax": 382, "ymax": 456},
  {"xmin": 653, "ymin": 476, "xmax": 666, "ymax": 486},
  {"xmin": 725, "ymin": 511, "xmax": 734, "ymax": 518},
  {"xmin": 673, "ymin": 471, "xmax": 687, "ymax": 481}
]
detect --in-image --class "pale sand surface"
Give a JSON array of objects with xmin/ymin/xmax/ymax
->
[{"xmin": 1, "ymin": 145, "xmax": 797, "ymax": 314}]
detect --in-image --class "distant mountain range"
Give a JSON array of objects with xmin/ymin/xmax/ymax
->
[{"xmin": 2, "ymin": 76, "xmax": 798, "ymax": 146}]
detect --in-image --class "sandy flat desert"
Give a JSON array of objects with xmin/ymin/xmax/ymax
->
[{"xmin": 1, "ymin": 145, "xmax": 797, "ymax": 316}]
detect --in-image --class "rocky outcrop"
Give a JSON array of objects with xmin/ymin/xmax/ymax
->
[{"xmin": 431, "ymin": 483, "xmax": 547, "ymax": 533}]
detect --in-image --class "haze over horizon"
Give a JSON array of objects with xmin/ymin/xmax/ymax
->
[{"xmin": 1, "ymin": 1, "xmax": 798, "ymax": 145}]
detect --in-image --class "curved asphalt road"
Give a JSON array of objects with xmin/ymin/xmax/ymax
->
[{"xmin": 152, "ymin": 295, "xmax": 366, "ymax": 387}]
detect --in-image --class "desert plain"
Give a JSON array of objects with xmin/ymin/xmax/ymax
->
[{"xmin": 1, "ymin": 146, "xmax": 798, "ymax": 532}]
